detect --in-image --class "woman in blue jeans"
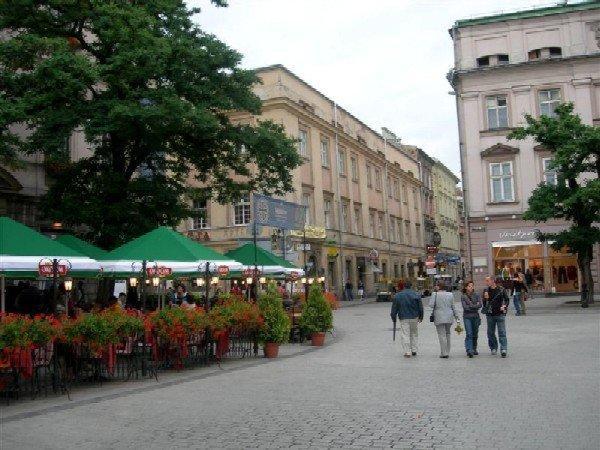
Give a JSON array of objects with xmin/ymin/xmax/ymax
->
[{"xmin": 461, "ymin": 281, "xmax": 482, "ymax": 358}]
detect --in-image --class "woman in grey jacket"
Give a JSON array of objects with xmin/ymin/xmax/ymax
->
[{"xmin": 429, "ymin": 282, "xmax": 459, "ymax": 358}]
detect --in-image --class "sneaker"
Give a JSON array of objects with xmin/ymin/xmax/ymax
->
[
  {"xmin": 404, "ymin": 353, "xmax": 411, "ymax": 358},
  {"xmin": 473, "ymin": 350, "xmax": 479, "ymax": 356},
  {"xmin": 467, "ymin": 352, "xmax": 473, "ymax": 358},
  {"xmin": 411, "ymin": 352, "xmax": 417, "ymax": 356},
  {"xmin": 501, "ymin": 352, "xmax": 507, "ymax": 358},
  {"xmin": 491, "ymin": 349, "xmax": 498, "ymax": 356}
]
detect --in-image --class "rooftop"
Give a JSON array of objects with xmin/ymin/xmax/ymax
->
[{"xmin": 453, "ymin": 0, "xmax": 600, "ymax": 29}]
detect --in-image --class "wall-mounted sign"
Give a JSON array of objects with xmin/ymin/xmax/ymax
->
[
  {"xmin": 38, "ymin": 262, "xmax": 69, "ymax": 277},
  {"xmin": 146, "ymin": 266, "xmax": 172, "ymax": 277},
  {"xmin": 497, "ymin": 229, "xmax": 539, "ymax": 241},
  {"xmin": 289, "ymin": 226, "xmax": 327, "ymax": 240},
  {"xmin": 217, "ymin": 265, "xmax": 230, "ymax": 276},
  {"xmin": 242, "ymin": 268, "xmax": 261, "ymax": 277}
]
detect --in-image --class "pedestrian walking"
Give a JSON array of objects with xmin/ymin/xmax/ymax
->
[
  {"xmin": 357, "ymin": 280, "xmax": 365, "ymax": 302},
  {"xmin": 461, "ymin": 281, "xmax": 482, "ymax": 358},
  {"xmin": 390, "ymin": 281, "xmax": 423, "ymax": 357},
  {"xmin": 429, "ymin": 281, "xmax": 459, "ymax": 359},
  {"xmin": 344, "ymin": 280, "xmax": 354, "ymax": 301},
  {"xmin": 512, "ymin": 269, "xmax": 528, "ymax": 316},
  {"xmin": 482, "ymin": 276, "xmax": 510, "ymax": 358}
]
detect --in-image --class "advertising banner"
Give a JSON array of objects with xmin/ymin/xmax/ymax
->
[{"xmin": 253, "ymin": 194, "xmax": 306, "ymax": 230}]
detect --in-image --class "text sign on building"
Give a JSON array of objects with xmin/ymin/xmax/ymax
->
[
  {"xmin": 496, "ymin": 229, "xmax": 540, "ymax": 241},
  {"xmin": 146, "ymin": 266, "xmax": 172, "ymax": 277},
  {"xmin": 253, "ymin": 194, "xmax": 306, "ymax": 230},
  {"xmin": 242, "ymin": 268, "xmax": 261, "ymax": 277},
  {"xmin": 38, "ymin": 262, "xmax": 69, "ymax": 277},
  {"xmin": 217, "ymin": 265, "xmax": 230, "ymax": 277}
]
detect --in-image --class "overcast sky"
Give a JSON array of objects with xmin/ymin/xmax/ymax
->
[{"xmin": 190, "ymin": 0, "xmax": 543, "ymax": 177}]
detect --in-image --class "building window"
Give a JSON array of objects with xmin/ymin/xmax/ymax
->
[
  {"xmin": 542, "ymin": 158, "xmax": 557, "ymax": 185},
  {"xmin": 390, "ymin": 217, "xmax": 397, "ymax": 242},
  {"xmin": 528, "ymin": 49, "xmax": 541, "ymax": 61},
  {"xmin": 386, "ymin": 176, "xmax": 392, "ymax": 198},
  {"xmin": 191, "ymin": 199, "xmax": 209, "ymax": 229},
  {"xmin": 337, "ymin": 149, "xmax": 346, "ymax": 175},
  {"xmin": 539, "ymin": 89, "xmax": 561, "ymax": 118},
  {"xmin": 415, "ymin": 223, "xmax": 421, "ymax": 247},
  {"xmin": 549, "ymin": 47, "xmax": 562, "ymax": 58},
  {"xmin": 378, "ymin": 213, "xmax": 385, "ymax": 240},
  {"xmin": 301, "ymin": 193, "xmax": 312, "ymax": 225},
  {"xmin": 486, "ymin": 95, "xmax": 508, "ymax": 129},
  {"xmin": 354, "ymin": 206, "xmax": 361, "ymax": 234},
  {"xmin": 233, "ymin": 194, "xmax": 251, "ymax": 225},
  {"xmin": 320, "ymin": 138, "xmax": 330, "ymax": 167},
  {"xmin": 393, "ymin": 179, "xmax": 400, "ymax": 200},
  {"xmin": 366, "ymin": 164, "xmax": 372, "ymax": 188},
  {"xmin": 489, "ymin": 162, "xmax": 514, "ymax": 202},
  {"xmin": 341, "ymin": 202, "xmax": 349, "ymax": 232},
  {"xmin": 298, "ymin": 129, "xmax": 309, "ymax": 158},
  {"xmin": 413, "ymin": 189, "xmax": 419, "ymax": 210},
  {"xmin": 404, "ymin": 221, "xmax": 411, "ymax": 243},
  {"xmin": 350, "ymin": 156, "xmax": 358, "ymax": 181},
  {"xmin": 398, "ymin": 218, "xmax": 404, "ymax": 243},
  {"xmin": 324, "ymin": 199, "xmax": 333, "ymax": 229},
  {"xmin": 374, "ymin": 168, "xmax": 382, "ymax": 190},
  {"xmin": 402, "ymin": 184, "xmax": 408, "ymax": 204},
  {"xmin": 498, "ymin": 54, "xmax": 509, "ymax": 65},
  {"xmin": 476, "ymin": 56, "xmax": 489, "ymax": 67},
  {"xmin": 369, "ymin": 212, "xmax": 375, "ymax": 239}
]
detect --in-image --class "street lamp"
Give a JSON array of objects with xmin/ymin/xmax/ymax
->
[
  {"xmin": 246, "ymin": 277, "xmax": 253, "ymax": 285},
  {"xmin": 259, "ymin": 276, "xmax": 267, "ymax": 284},
  {"xmin": 64, "ymin": 278, "xmax": 73, "ymax": 292},
  {"xmin": 211, "ymin": 276, "xmax": 219, "ymax": 285},
  {"xmin": 129, "ymin": 277, "xmax": 138, "ymax": 287},
  {"xmin": 152, "ymin": 276, "xmax": 160, "ymax": 287}
]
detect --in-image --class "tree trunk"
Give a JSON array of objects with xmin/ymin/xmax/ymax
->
[{"xmin": 577, "ymin": 247, "xmax": 594, "ymax": 307}]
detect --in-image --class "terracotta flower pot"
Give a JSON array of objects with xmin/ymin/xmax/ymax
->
[
  {"xmin": 263, "ymin": 342, "xmax": 280, "ymax": 358},
  {"xmin": 311, "ymin": 332, "xmax": 326, "ymax": 347}
]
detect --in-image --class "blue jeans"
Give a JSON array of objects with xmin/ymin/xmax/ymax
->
[
  {"xmin": 463, "ymin": 316, "xmax": 481, "ymax": 353},
  {"xmin": 486, "ymin": 315, "xmax": 507, "ymax": 352},
  {"xmin": 513, "ymin": 292, "xmax": 522, "ymax": 315}
]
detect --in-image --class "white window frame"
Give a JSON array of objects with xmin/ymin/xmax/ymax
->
[
  {"xmin": 233, "ymin": 194, "xmax": 251, "ymax": 226},
  {"xmin": 298, "ymin": 129, "xmax": 309, "ymax": 158},
  {"xmin": 191, "ymin": 199, "xmax": 210, "ymax": 230},
  {"xmin": 323, "ymin": 199, "xmax": 333, "ymax": 229},
  {"xmin": 320, "ymin": 138, "xmax": 330, "ymax": 168},
  {"xmin": 337, "ymin": 149, "xmax": 346, "ymax": 176},
  {"xmin": 350, "ymin": 156, "xmax": 358, "ymax": 181},
  {"xmin": 489, "ymin": 161, "xmax": 515, "ymax": 203},
  {"xmin": 301, "ymin": 193, "xmax": 312, "ymax": 225},
  {"xmin": 542, "ymin": 157, "xmax": 557, "ymax": 186},
  {"xmin": 486, "ymin": 95, "xmax": 508, "ymax": 129},
  {"xmin": 538, "ymin": 89, "xmax": 561, "ymax": 118}
]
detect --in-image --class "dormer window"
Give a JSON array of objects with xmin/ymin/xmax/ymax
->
[
  {"xmin": 498, "ymin": 54, "xmax": 509, "ymax": 65},
  {"xmin": 477, "ymin": 56, "xmax": 490, "ymax": 67},
  {"xmin": 549, "ymin": 47, "xmax": 562, "ymax": 58},
  {"xmin": 528, "ymin": 49, "xmax": 541, "ymax": 60}
]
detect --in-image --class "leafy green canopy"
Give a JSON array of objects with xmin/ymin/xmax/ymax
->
[
  {"xmin": 0, "ymin": 0, "xmax": 301, "ymax": 249},
  {"xmin": 508, "ymin": 103, "xmax": 600, "ymax": 252}
]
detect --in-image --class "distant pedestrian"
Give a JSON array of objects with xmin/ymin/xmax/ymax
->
[
  {"xmin": 390, "ymin": 281, "xmax": 424, "ymax": 357},
  {"xmin": 357, "ymin": 280, "xmax": 365, "ymax": 302},
  {"xmin": 482, "ymin": 276, "xmax": 510, "ymax": 358},
  {"xmin": 344, "ymin": 280, "xmax": 354, "ymax": 301},
  {"xmin": 512, "ymin": 270, "xmax": 528, "ymax": 316},
  {"xmin": 429, "ymin": 281, "xmax": 459, "ymax": 359},
  {"xmin": 461, "ymin": 281, "xmax": 482, "ymax": 358}
]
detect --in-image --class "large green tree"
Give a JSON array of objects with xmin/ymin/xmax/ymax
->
[
  {"xmin": 0, "ymin": 0, "xmax": 301, "ymax": 249},
  {"xmin": 509, "ymin": 103, "xmax": 600, "ymax": 306}
]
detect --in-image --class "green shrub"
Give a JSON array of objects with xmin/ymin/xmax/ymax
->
[
  {"xmin": 257, "ymin": 283, "xmax": 290, "ymax": 344},
  {"xmin": 299, "ymin": 284, "xmax": 333, "ymax": 334}
]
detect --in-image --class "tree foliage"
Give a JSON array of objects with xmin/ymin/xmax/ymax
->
[
  {"xmin": 0, "ymin": 0, "xmax": 301, "ymax": 249},
  {"xmin": 509, "ymin": 103, "xmax": 600, "ymax": 303}
]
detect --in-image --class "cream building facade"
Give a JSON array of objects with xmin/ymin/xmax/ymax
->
[
  {"xmin": 449, "ymin": 1, "xmax": 600, "ymax": 293},
  {"xmin": 181, "ymin": 65, "xmax": 425, "ymax": 296},
  {"xmin": 431, "ymin": 159, "xmax": 461, "ymax": 277}
]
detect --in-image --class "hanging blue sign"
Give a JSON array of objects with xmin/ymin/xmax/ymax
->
[{"xmin": 253, "ymin": 194, "xmax": 306, "ymax": 230}]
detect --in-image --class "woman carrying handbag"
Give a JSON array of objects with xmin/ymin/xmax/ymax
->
[{"xmin": 429, "ymin": 281, "xmax": 459, "ymax": 358}]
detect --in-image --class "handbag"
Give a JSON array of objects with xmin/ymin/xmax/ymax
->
[{"xmin": 429, "ymin": 292, "xmax": 437, "ymax": 323}]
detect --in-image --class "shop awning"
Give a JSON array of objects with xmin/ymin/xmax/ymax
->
[
  {"xmin": 491, "ymin": 240, "xmax": 542, "ymax": 248},
  {"xmin": 54, "ymin": 234, "xmax": 110, "ymax": 261}
]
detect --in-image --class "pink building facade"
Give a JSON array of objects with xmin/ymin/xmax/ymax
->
[{"xmin": 449, "ymin": 2, "xmax": 600, "ymax": 294}]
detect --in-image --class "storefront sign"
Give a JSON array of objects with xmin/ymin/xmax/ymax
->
[
  {"xmin": 326, "ymin": 246, "xmax": 339, "ymax": 258},
  {"xmin": 242, "ymin": 268, "xmax": 261, "ymax": 277},
  {"xmin": 289, "ymin": 226, "xmax": 327, "ymax": 240},
  {"xmin": 146, "ymin": 266, "xmax": 172, "ymax": 277},
  {"xmin": 368, "ymin": 249, "xmax": 379, "ymax": 262},
  {"xmin": 496, "ymin": 229, "xmax": 539, "ymax": 241}
]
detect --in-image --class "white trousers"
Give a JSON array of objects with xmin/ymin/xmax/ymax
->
[
  {"xmin": 398, "ymin": 319, "xmax": 419, "ymax": 354},
  {"xmin": 436, "ymin": 323, "xmax": 452, "ymax": 357}
]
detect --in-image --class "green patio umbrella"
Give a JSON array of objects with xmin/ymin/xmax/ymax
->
[
  {"xmin": 54, "ymin": 234, "xmax": 110, "ymax": 261},
  {"xmin": 0, "ymin": 216, "xmax": 102, "ymax": 312},
  {"xmin": 224, "ymin": 243, "xmax": 303, "ymax": 276}
]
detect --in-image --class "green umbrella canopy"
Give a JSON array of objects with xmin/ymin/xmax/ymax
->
[
  {"xmin": 105, "ymin": 226, "xmax": 230, "ymax": 263},
  {"xmin": 54, "ymin": 234, "xmax": 110, "ymax": 260},
  {"xmin": 0, "ymin": 216, "xmax": 100, "ymax": 276},
  {"xmin": 225, "ymin": 243, "xmax": 292, "ymax": 268}
]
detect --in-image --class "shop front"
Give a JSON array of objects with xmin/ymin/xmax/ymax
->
[{"xmin": 490, "ymin": 227, "xmax": 580, "ymax": 294}]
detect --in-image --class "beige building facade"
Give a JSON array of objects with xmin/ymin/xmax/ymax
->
[
  {"xmin": 181, "ymin": 65, "xmax": 425, "ymax": 296},
  {"xmin": 449, "ymin": 2, "xmax": 600, "ymax": 293},
  {"xmin": 431, "ymin": 159, "xmax": 461, "ymax": 278}
]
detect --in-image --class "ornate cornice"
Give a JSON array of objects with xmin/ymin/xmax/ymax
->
[{"xmin": 480, "ymin": 143, "xmax": 519, "ymax": 158}]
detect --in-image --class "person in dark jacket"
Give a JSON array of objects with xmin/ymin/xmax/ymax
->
[
  {"xmin": 512, "ymin": 270, "xmax": 528, "ymax": 316},
  {"xmin": 461, "ymin": 281, "xmax": 482, "ymax": 358},
  {"xmin": 483, "ymin": 276, "xmax": 510, "ymax": 358},
  {"xmin": 390, "ymin": 281, "xmax": 424, "ymax": 357}
]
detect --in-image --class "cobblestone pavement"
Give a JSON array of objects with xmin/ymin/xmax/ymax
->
[{"xmin": 1, "ymin": 298, "xmax": 599, "ymax": 449}]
